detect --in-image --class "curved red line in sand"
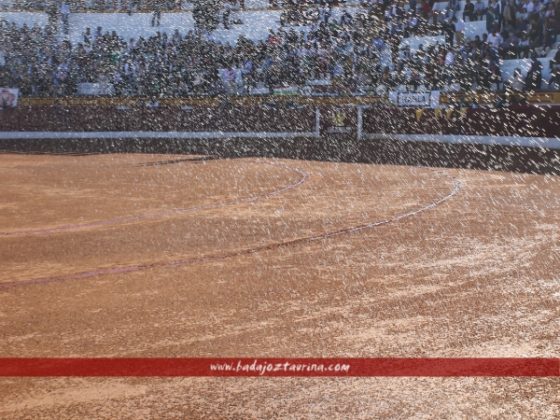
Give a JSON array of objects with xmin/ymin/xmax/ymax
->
[
  {"xmin": 0, "ymin": 175, "xmax": 463, "ymax": 291},
  {"xmin": 0, "ymin": 160, "xmax": 309, "ymax": 238}
]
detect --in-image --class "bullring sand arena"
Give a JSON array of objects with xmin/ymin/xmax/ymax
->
[{"xmin": 0, "ymin": 151, "xmax": 558, "ymax": 418}]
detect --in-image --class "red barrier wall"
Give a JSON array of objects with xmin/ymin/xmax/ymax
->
[
  {"xmin": 2, "ymin": 104, "xmax": 559, "ymax": 140},
  {"xmin": 0, "ymin": 105, "xmax": 316, "ymax": 133},
  {"xmin": 362, "ymin": 106, "xmax": 560, "ymax": 138}
]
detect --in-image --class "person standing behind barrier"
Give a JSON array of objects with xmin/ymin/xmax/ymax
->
[
  {"xmin": 509, "ymin": 68, "xmax": 525, "ymax": 92},
  {"xmin": 152, "ymin": 3, "xmax": 161, "ymax": 27},
  {"xmin": 127, "ymin": 0, "xmax": 140, "ymax": 15},
  {"xmin": 60, "ymin": 1, "xmax": 70, "ymax": 35},
  {"xmin": 223, "ymin": 3, "xmax": 231, "ymax": 29},
  {"xmin": 525, "ymin": 57, "xmax": 542, "ymax": 91},
  {"xmin": 454, "ymin": 16, "xmax": 465, "ymax": 46},
  {"xmin": 463, "ymin": 0, "xmax": 475, "ymax": 21},
  {"xmin": 549, "ymin": 68, "xmax": 560, "ymax": 91},
  {"xmin": 46, "ymin": 2, "xmax": 58, "ymax": 33}
]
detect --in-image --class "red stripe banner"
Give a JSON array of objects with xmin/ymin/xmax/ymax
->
[{"xmin": 0, "ymin": 358, "xmax": 558, "ymax": 377}]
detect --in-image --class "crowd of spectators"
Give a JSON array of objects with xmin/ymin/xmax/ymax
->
[
  {"xmin": 2, "ymin": 1, "xmax": 263, "ymax": 12},
  {"xmin": 2, "ymin": 1, "xmax": 183, "ymax": 13},
  {"xmin": 457, "ymin": 0, "xmax": 559, "ymax": 56},
  {"xmin": 0, "ymin": 0, "xmax": 558, "ymax": 97}
]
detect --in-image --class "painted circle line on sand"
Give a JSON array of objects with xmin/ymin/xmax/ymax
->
[
  {"xmin": 0, "ymin": 170, "xmax": 463, "ymax": 291},
  {"xmin": 0, "ymin": 159, "xmax": 309, "ymax": 238}
]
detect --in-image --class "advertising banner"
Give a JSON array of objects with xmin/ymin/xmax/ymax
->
[
  {"xmin": 394, "ymin": 91, "xmax": 440, "ymax": 108},
  {"xmin": 77, "ymin": 83, "xmax": 115, "ymax": 96},
  {"xmin": 398, "ymin": 92, "xmax": 431, "ymax": 107}
]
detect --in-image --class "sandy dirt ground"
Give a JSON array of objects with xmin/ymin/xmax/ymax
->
[{"xmin": 0, "ymin": 153, "xmax": 558, "ymax": 419}]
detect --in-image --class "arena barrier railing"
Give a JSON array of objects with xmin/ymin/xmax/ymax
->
[
  {"xmin": 357, "ymin": 105, "xmax": 560, "ymax": 149},
  {"xmin": 1, "ymin": 101, "xmax": 559, "ymax": 150},
  {"xmin": 0, "ymin": 104, "xmax": 322, "ymax": 140}
]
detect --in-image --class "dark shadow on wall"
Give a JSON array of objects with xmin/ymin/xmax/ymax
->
[{"xmin": 0, "ymin": 135, "xmax": 559, "ymax": 175}]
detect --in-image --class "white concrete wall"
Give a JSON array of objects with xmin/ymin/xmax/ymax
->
[
  {"xmin": 68, "ymin": 12, "xmax": 195, "ymax": 44},
  {"xmin": 0, "ymin": 11, "xmax": 47, "ymax": 27}
]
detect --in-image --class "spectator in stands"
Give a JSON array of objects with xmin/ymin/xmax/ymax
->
[
  {"xmin": 454, "ymin": 16, "xmax": 465, "ymax": 45},
  {"xmin": 127, "ymin": 0, "xmax": 140, "ymax": 15},
  {"xmin": 420, "ymin": 0, "xmax": 432, "ymax": 20},
  {"xmin": 60, "ymin": 1, "xmax": 70, "ymax": 35},
  {"xmin": 442, "ymin": 17, "xmax": 455, "ymax": 45},
  {"xmin": 501, "ymin": 30, "xmax": 520, "ymax": 58},
  {"xmin": 509, "ymin": 67, "xmax": 526, "ymax": 91},
  {"xmin": 489, "ymin": 0, "xmax": 502, "ymax": 29},
  {"xmin": 487, "ymin": 28, "xmax": 503, "ymax": 50},
  {"xmin": 525, "ymin": 57, "xmax": 542, "ymax": 91},
  {"xmin": 485, "ymin": 5, "xmax": 498, "ymax": 34},
  {"xmin": 474, "ymin": 0, "xmax": 486, "ymax": 21},
  {"xmin": 502, "ymin": 0, "xmax": 516, "ymax": 33},
  {"xmin": 517, "ymin": 31, "xmax": 531, "ymax": 58},
  {"xmin": 223, "ymin": 3, "xmax": 231, "ymax": 29},
  {"xmin": 151, "ymin": 3, "xmax": 161, "ymax": 26},
  {"xmin": 463, "ymin": 0, "xmax": 476, "ymax": 21},
  {"xmin": 542, "ymin": 13, "xmax": 557, "ymax": 50},
  {"xmin": 551, "ymin": 48, "xmax": 560, "ymax": 72},
  {"xmin": 549, "ymin": 67, "xmax": 560, "ymax": 90},
  {"xmin": 527, "ymin": 13, "xmax": 543, "ymax": 49}
]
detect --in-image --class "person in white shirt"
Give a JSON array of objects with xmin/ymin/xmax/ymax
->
[
  {"xmin": 445, "ymin": 49, "xmax": 456, "ymax": 66},
  {"xmin": 510, "ymin": 68, "xmax": 525, "ymax": 91},
  {"xmin": 454, "ymin": 17, "xmax": 465, "ymax": 45},
  {"xmin": 487, "ymin": 30, "xmax": 503, "ymax": 49}
]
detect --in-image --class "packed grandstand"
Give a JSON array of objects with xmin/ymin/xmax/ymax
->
[{"xmin": 0, "ymin": 0, "xmax": 558, "ymax": 100}]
